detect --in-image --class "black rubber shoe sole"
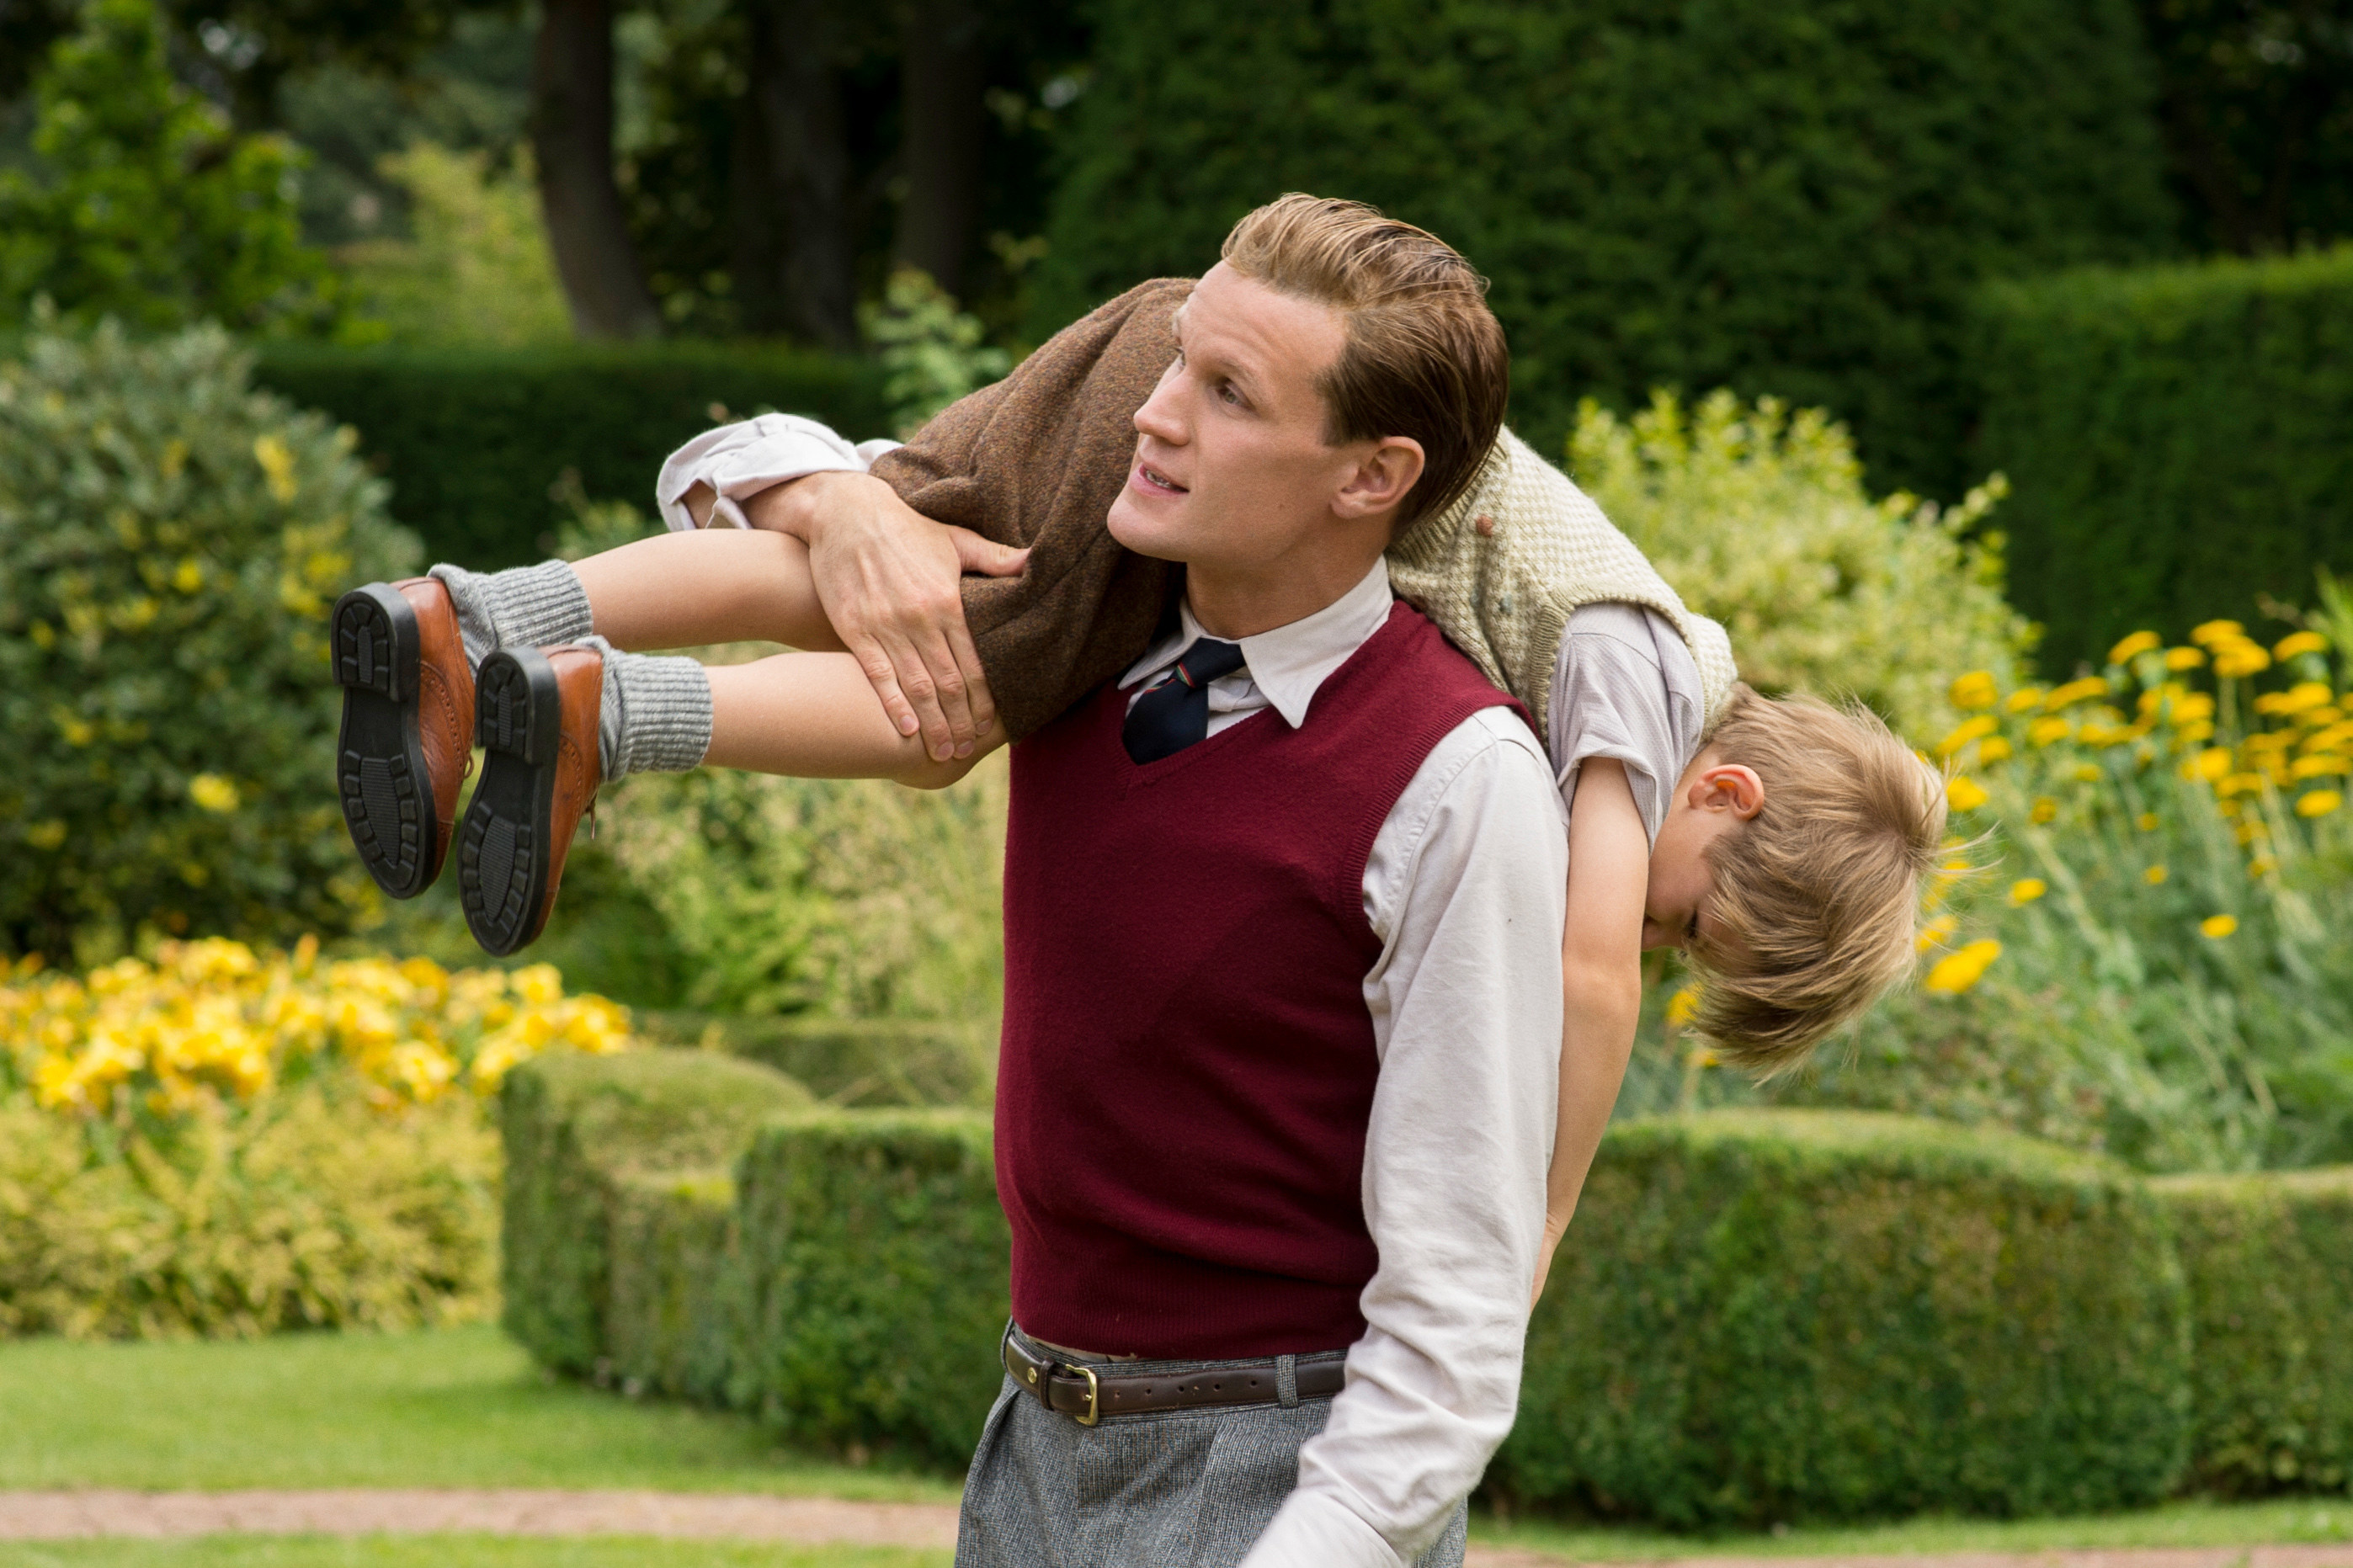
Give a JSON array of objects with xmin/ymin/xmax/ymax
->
[
  {"xmin": 459, "ymin": 647, "xmax": 565, "ymax": 957},
  {"xmin": 333, "ymin": 584, "xmax": 439, "ymax": 899}
]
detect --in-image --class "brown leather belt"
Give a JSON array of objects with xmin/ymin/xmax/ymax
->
[{"xmin": 1001, "ymin": 1328, "xmax": 1346, "ymax": 1427}]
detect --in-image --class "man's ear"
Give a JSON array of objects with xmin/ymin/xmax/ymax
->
[
  {"xmin": 1691, "ymin": 763, "xmax": 1765, "ymax": 820},
  {"xmin": 1332, "ymin": 436, "xmax": 1425, "ymax": 520}
]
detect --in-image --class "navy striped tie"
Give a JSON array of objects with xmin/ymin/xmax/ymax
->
[{"xmin": 1122, "ymin": 638, "xmax": 1247, "ymax": 763}]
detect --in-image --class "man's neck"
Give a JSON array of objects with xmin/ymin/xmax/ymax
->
[{"xmin": 1184, "ymin": 541, "xmax": 1388, "ymax": 641}]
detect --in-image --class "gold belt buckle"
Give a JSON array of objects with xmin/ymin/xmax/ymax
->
[{"xmin": 1061, "ymin": 1363, "xmax": 1101, "ymax": 1427}]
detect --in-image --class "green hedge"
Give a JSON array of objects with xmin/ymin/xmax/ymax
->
[
  {"xmin": 1495, "ymin": 1112, "xmax": 2191, "ymax": 1527},
  {"xmin": 251, "ymin": 343, "xmax": 887, "ymax": 571},
  {"xmin": 2152, "ymin": 1168, "xmax": 2353, "ymax": 1496},
  {"xmin": 730, "ymin": 1109, "xmax": 1007, "ymax": 1466},
  {"xmin": 1035, "ymin": 0, "xmax": 2174, "ymax": 496},
  {"xmin": 1972, "ymin": 248, "xmax": 2353, "ymax": 674},
  {"xmin": 498, "ymin": 1050, "xmax": 811, "ymax": 1376},
  {"xmin": 638, "ymin": 1011, "xmax": 996, "ymax": 1108}
]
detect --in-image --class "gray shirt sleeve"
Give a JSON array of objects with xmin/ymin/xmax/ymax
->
[{"xmin": 1546, "ymin": 602, "xmax": 1706, "ymax": 848}]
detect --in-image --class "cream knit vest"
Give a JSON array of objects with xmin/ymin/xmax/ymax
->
[{"xmin": 1385, "ymin": 428, "xmax": 1738, "ymax": 747}]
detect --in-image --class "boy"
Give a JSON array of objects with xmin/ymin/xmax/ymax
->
[{"xmin": 333, "ymin": 200, "xmax": 1944, "ymax": 1296}]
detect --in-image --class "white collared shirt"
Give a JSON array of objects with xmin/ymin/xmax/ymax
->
[{"xmin": 1124, "ymin": 558, "xmax": 1568, "ymax": 1568}]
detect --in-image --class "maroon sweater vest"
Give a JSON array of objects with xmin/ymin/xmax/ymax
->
[{"xmin": 997, "ymin": 602, "xmax": 1527, "ymax": 1358}]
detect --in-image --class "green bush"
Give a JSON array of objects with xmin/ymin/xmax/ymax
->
[
  {"xmin": 1495, "ymin": 1111, "xmax": 2191, "ymax": 1527},
  {"xmin": 0, "ymin": 1087, "xmax": 497, "ymax": 1339},
  {"xmin": 605, "ymin": 1167, "xmax": 742, "ymax": 1405},
  {"xmin": 2153, "ymin": 1168, "xmax": 2353, "ymax": 1495},
  {"xmin": 1035, "ymin": 0, "xmax": 2174, "ymax": 494},
  {"xmin": 0, "ymin": 0, "xmax": 336, "ymax": 335},
  {"xmin": 729, "ymin": 1109, "xmax": 1007, "ymax": 1466},
  {"xmin": 0, "ymin": 319, "xmax": 418, "ymax": 961},
  {"xmin": 639, "ymin": 1012, "xmax": 996, "ymax": 1108},
  {"xmin": 498, "ymin": 1051, "xmax": 810, "ymax": 1376},
  {"xmin": 1570, "ymin": 391, "xmax": 2031, "ymax": 740},
  {"xmin": 250, "ymin": 342, "xmax": 887, "ymax": 570},
  {"xmin": 1972, "ymin": 248, "xmax": 2353, "ymax": 676}
]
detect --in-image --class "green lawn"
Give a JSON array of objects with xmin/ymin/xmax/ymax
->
[
  {"xmin": 0, "ymin": 1324, "xmax": 956, "ymax": 1505},
  {"xmin": 6, "ymin": 1325, "xmax": 2351, "ymax": 1564},
  {"xmin": 4, "ymin": 1542, "xmax": 943, "ymax": 1568}
]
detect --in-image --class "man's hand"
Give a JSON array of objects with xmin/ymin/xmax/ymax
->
[{"xmin": 736, "ymin": 470, "xmax": 1029, "ymax": 762}]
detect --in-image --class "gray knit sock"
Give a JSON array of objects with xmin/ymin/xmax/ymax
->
[
  {"xmin": 578, "ymin": 635, "xmax": 713, "ymax": 781},
  {"xmin": 429, "ymin": 561, "xmax": 594, "ymax": 672}
]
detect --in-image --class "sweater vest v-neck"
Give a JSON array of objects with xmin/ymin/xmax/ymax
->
[{"xmin": 997, "ymin": 601, "xmax": 1528, "ymax": 1358}]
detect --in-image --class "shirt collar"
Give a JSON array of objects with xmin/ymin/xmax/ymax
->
[{"xmin": 1117, "ymin": 557, "xmax": 1395, "ymax": 730}]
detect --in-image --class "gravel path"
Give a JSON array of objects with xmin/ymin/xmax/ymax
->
[{"xmin": 3, "ymin": 1490, "xmax": 2351, "ymax": 1568}]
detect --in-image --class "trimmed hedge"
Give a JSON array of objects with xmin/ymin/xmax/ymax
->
[
  {"xmin": 1972, "ymin": 248, "xmax": 2353, "ymax": 674},
  {"xmin": 1494, "ymin": 1111, "xmax": 2191, "ymax": 1526},
  {"xmin": 2152, "ymin": 1168, "xmax": 2353, "ymax": 1496},
  {"xmin": 498, "ymin": 1050, "xmax": 811, "ymax": 1377},
  {"xmin": 1035, "ymin": 0, "xmax": 2175, "ymax": 496},
  {"xmin": 639, "ymin": 1010, "xmax": 996, "ymax": 1108},
  {"xmin": 730, "ymin": 1109, "xmax": 1007, "ymax": 1466},
  {"xmin": 251, "ymin": 343, "xmax": 887, "ymax": 570}
]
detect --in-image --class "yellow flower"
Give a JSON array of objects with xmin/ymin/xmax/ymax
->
[
  {"xmin": 2137, "ymin": 811, "xmax": 2159, "ymax": 832},
  {"xmin": 2009, "ymin": 878, "xmax": 2047, "ymax": 905},
  {"xmin": 2213, "ymin": 642, "xmax": 2271, "ymax": 679},
  {"xmin": 2164, "ymin": 646, "xmax": 2207, "ymax": 671},
  {"xmin": 2028, "ymin": 716, "xmax": 2072, "ymax": 747},
  {"xmin": 1978, "ymin": 736, "xmax": 2013, "ymax": 763},
  {"xmin": 2199, "ymin": 914, "xmax": 2239, "ymax": 939},
  {"xmin": 2045, "ymin": 677, "xmax": 2110, "ymax": 709},
  {"xmin": 25, "ymin": 819, "xmax": 67, "ymax": 850},
  {"xmin": 2031, "ymin": 796, "xmax": 2058, "ymax": 825},
  {"xmin": 187, "ymin": 774, "xmax": 240, "ymax": 813},
  {"xmin": 2281, "ymin": 681, "xmax": 2333, "ymax": 714},
  {"xmin": 252, "ymin": 435, "xmax": 299, "ymax": 503},
  {"xmin": 2188, "ymin": 747, "xmax": 2234, "ymax": 782},
  {"xmin": 160, "ymin": 438, "xmax": 189, "ymax": 479},
  {"xmin": 2176, "ymin": 718, "xmax": 2217, "ymax": 745},
  {"xmin": 2145, "ymin": 864, "xmax": 2169, "ymax": 885},
  {"xmin": 1664, "ymin": 987, "xmax": 1700, "ymax": 1028},
  {"xmin": 2073, "ymin": 763, "xmax": 2104, "ymax": 783},
  {"xmin": 2217, "ymin": 773, "xmax": 2265, "ymax": 799},
  {"xmin": 2274, "ymin": 630, "xmax": 2328, "ymax": 660},
  {"xmin": 1949, "ymin": 671, "xmax": 1999, "ymax": 710},
  {"xmin": 2249, "ymin": 853, "xmax": 2277, "ymax": 877},
  {"xmin": 2108, "ymin": 631, "xmax": 2162, "ymax": 665},
  {"xmin": 1946, "ymin": 776, "xmax": 1989, "ymax": 811},
  {"xmin": 2172, "ymin": 693, "xmax": 2216, "ymax": 724},
  {"xmin": 1916, "ymin": 912, "xmax": 1958, "ymax": 953},
  {"xmin": 2292, "ymin": 754, "xmax": 2346, "ymax": 779},
  {"xmin": 172, "ymin": 558, "xmax": 204, "ymax": 594},
  {"xmin": 2005, "ymin": 687, "xmax": 2047, "ymax": 714},
  {"xmin": 2191, "ymin": 619, "xmax": 2245, "ymax": 646},
  {"xmin": 2296, "ymin": 789, "xmax": 2343, "ymax": 819},
  {"xmin": 1924, "ymin": 939, "xmax": 2001, "ymax": 996},
  {"xmin": 1936, "ymin": 715, "xmax": 1999, "ymax": 757}
]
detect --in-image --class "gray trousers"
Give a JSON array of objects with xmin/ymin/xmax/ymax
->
[{"xmin": 956, "ymin": 1329, "xmax": 1468, "ymax": 1568}]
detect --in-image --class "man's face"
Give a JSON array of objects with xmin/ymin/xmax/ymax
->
[{"xmin": 1106, "ymin": 263, "xmax": 1369, "ymax": 573}]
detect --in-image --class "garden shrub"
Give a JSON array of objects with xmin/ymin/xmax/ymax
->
[
  {"xmin": 1035, "ymin": 0, "xmax": 2174, "ymax": 495},
  {"xmin": 1972, "ymin": 248, "xmax": 2353, "ymax": 677},
  {"xmin": 2152, "ymin": 1168, "xmax": 2353, "ymax": 1495},
  {"xmin": 1570, "ymin": 391, "xmax": 2031, "ymax": 740},
  {"xmin": 605, "ymin": 1167, "xmax": 742, "ymax": 1406},
  {"xmin": 0, "ymin": 321, "xmax": 417, "ymax": 961},
  {"xmin": 729, "ymin": 1108, "xmax": 1007, "ymax": 1466},
  {"xmin": 1494, "ymin": 1111, "xmax": 2191, "ymax": 1527},
  {"xmin": 498, "ymin": 1050, "xmax": 811, "ymax": 1376},
  {"xmin": 1791, "ymin": 621, "xmax": 2353, "ymax": 1173},
  {"xmin": 0, "ymin": 1087, "xmax": 497, "ymax": 1339},
  {"xmin": 250, "ymin": 341, "xmax": 886, "ymax": 570},
  {"xmin": 639, "ymin": 1012, "xmax": 996, "ymax": 1107}
]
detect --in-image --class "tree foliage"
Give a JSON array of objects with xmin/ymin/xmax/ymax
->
[
  {"xmin": 0, "ymin": 0, "xmax": 338, "ymax": 336},
  {"xmin": 1034, "ymin": 0, "xmax": 2177, "ymax": 496}
]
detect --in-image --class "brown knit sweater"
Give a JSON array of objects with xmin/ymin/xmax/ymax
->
[{"xmin": 867, "ymin": 279, "xmax": 1190, "ymax": 741}]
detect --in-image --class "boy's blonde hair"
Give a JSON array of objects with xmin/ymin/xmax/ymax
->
[
  {"xmin": 1221, "ymin": 193, "xmax": 1508, "ymax": 530},
  {"xmin": 1686, "ymin": 685, "xmax": 1948, "ymax": 1072}
]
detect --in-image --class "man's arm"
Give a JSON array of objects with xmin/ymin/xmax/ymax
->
[
  {"xmin": 1243, "ymin": 709, "xmax": 1568, "ymax": 1568},
  {"xmin": 1532, "ymin": 757, "xmax": 1648, "ymax": 1302}
]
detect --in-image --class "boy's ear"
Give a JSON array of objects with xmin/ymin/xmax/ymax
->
[
  {"xmin": 1332, "ymin": 435, "xmax": 1425, "ymax": 520},
  {"xmin": 1693, "ymin": 763, "xmax": 1765, "ymax": 820}
]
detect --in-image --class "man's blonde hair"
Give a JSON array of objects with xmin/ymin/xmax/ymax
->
[
  {"xmin": 1686, "ymin": 686, "xmax": 1949, "ymax": 1073},
  {"xmin": 1220, "ymin": 194, "xmax": 1508, "ymax": 531}
]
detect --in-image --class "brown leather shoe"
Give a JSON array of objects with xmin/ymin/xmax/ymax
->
[
  {"xmin": 458, "ymin": 644, "xmax": 602, "ymax": 957},
  {"xmin": 332, "ymin": 579, "xmax": 474, "ymax": 899}
]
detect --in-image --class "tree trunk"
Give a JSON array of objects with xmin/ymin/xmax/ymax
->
[
  {"xmin": 530, "ymin": 0, "xmax": 662, "ymax": 339},
  {"xmin": 740, "ymin": 0, "xmax": 860, "ymax": 349},
  {"xmin": 893, "ymin": 0, "xmax": 986, "ymax": 299}
]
